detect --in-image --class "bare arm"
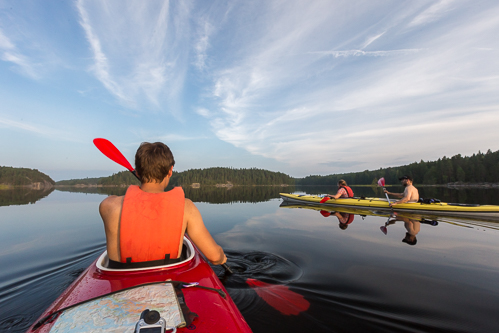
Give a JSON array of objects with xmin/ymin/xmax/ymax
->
[
  {"xmin": 184, "ymin": 199, "xmax": 226, "ymax": 265},
  {"xmin": 384, "ymin": 189, "xmax": 404, "ymax": 198},
  {"xmin": 99, "ymin": 195, "xmax": 124, "ymax": 261},
  {"xmin": 327, "ymin": 188, "xmax": 346, "ymax": 199}
]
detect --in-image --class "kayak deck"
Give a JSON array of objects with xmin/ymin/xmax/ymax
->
[
  {"xmin": 280, "ymin": 193, "xmax": 499, "ymax": 220},
  {"xmin": 28, "ymin": 237, "xmax": 252, "ymax": 333}
]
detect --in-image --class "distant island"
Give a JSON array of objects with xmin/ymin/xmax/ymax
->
[
  {"xmin": 0, "ymin": 166, "xmax": 55, "ymax": 189},
  {"xmin": 2, "ymin": 149, "xmax": 498, "ymax": 189}
]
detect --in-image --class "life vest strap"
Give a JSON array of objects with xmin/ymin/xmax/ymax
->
[
  {"xmin": 109, "ymin": 247, "xmax": 188, "ymax": 269},
  {"xmin": 109, "ymin": 256, "xmax": 181, "ymax": 269}
]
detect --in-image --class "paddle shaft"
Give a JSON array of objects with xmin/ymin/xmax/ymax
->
[
  {"xmin": 222, "ymin": 263, "xmax": 234, "ymax": 274},
  {"xmin": 383, "ymin": 188, "xmax": 391, "ymax": 204}
]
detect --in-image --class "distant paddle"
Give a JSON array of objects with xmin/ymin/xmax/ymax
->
[
  {"xmin": 246, "ymin": 278, "xmax": 310, "ymax": 315},
  {"xmin": 377, "ymin": 177, "xmax": 391, "ymax": 205}
]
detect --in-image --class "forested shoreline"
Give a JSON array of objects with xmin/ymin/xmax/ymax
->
[
  {"xmin": 3, "ymin": 149, "xmax": 499, "ymax": 188},
  {"xmin": 297, "ymin": 149, "xmax": 499, "ymax": 186},
  {"xmin": 0, "ymin": 166, "xmax": 55, "ymax": 188}
]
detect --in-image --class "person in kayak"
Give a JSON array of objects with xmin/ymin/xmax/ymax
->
[
  {"xmin": 324, "ymin": 179, "xmax": 354, "ymax": 199},
  {"xmin": 384, "ymin": 175, "xmax": 419, "ymax": 207},
  {"xmin": 99, "ymin": 142, "xmax": 227, "ymax": 268}
]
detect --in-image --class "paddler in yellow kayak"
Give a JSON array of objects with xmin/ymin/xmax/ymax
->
[
  {"xmin": 98, "ymin": 142, "xmax": 227, "ymax": 268},
  {"xmin": 324, "ymin": 179, "xmax": 354, "ymax": 199},
  {"xmin": 384, "ymin": 175, "xmax": 419, "ymax": 207}
]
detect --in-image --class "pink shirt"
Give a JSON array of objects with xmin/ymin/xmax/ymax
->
[{"xmin": 337, "ymin": 188, "xmax": 348, "ymax": 198}]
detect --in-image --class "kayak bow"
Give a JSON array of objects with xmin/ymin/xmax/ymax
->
[{"xmin": 27, "ymin": 237, "xmax": 252, "ymax": 333}]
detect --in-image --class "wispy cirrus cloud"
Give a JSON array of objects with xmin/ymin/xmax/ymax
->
[
  {"xmin": 0, "ymin": 116, "xmax": 81, "ymax": 142},
  {"xmin": 0, "ymin": 28, "xmax": 39, "ymax": 79},
  {"xmin": 310, "ymin": 49, "xmax": 422, "ymax": 58},
  {"xmin": 76, "ymin": 0, "xmax": 192, "ymax": 117},
  {"xmin": 195, "ymin": 0, "xmax": 499, "ymax": 175},
  {"xmin": 408, "ymin": 0, "xmax": 457, "ymax": 28}
]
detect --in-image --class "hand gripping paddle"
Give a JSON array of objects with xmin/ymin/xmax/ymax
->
[{"xmin": 377, "ymin": 177, "xmax": 391, "ymax": 205}]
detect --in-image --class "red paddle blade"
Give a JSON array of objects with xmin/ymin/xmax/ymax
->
[
  {"xmin": 246, "ymin": 278, "xmax": 310, "ymax": 316},
  {"xmin": 377, "ymin": 177, "xmax": 385, "ymax": 187},
  {"xmin": 93, "ymin": 138, "xmax": 134, "ymax": 172},
  {"xmin": 320, "ymin": 197, "xmax": 330, "ymax": 203},
  {"xmin": 380, "ymin": 226, "xmax": 388, "ymax": 235},
  {"xmin": 320, "ymin": 210, "xmax": 331, "ymax": 217}
]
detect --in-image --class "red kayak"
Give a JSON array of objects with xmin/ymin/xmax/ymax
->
[{"xmin": 27, "ymin": 237, "xmax": 252, "ymax": 332}]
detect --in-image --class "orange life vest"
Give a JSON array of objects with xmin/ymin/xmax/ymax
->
[
  {"xmin": 119, "ymin": 185, "xmax": 185, "ymax": 263},
  {"xmin": 340, "ymin": 186, "xmax": 354, "ymax": 198}
]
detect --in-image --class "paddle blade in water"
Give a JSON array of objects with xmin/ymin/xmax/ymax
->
[
  {"xmin": 93, "ymin": 138, "xmax": 134, "ymax": 172},
  {"xmin": 246, "ymin": 278, "xmax": 310, "ymax": 315},
  {"xmin": 377, "ymin": 177, "xmax": 385, "ymax": 187}
]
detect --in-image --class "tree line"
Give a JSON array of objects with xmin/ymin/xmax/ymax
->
[
  {"xmin": 170, "ymin": 167, "xmax": 295, "ymax": 186},
  {"xmin": 297, "ymin": 149, "xmax": 499, "ymax": 185},
  {"xmin": 50, "ymin": 148, "xmax": 499, "ymax": 187},
  {"xmin": 0, "ymin": 166, "xmax": 55, "ymax": 186}
]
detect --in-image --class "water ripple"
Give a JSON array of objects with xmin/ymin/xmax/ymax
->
[{"xmin": 212, "ymin": 251, "xmax": 304, "ymax": 315}]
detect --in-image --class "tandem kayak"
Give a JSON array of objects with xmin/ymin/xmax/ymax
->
[
  {"xmin": 27, "ymin": 237, "xmax": 252, "ymax": 333},
  {"xmin": 280, "ymin": 193, "xmax": 499, "ymax": 220}
]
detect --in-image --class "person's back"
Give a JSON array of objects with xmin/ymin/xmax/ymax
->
[
  {"xmin": 403, "ymin": 184, "xmax": 419, "ymax": 203},
  {"xmin": 99, "ymin": 142, "xmax": 226, "ymax": 267}
]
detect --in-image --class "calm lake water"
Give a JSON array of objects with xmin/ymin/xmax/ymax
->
[{"xmin": 1, "ymin": 186, "xmax": 499, "ymax": 332}]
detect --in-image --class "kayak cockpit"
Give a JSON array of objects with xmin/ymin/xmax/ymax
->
[{"xmin": 96, "ymin": 236, "xmax": 195, "ymax": 272}]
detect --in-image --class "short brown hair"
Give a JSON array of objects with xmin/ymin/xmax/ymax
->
[
  {"xmin": 135, "ymin": 142, "xmax": 175, "ymax": 183},
  {"xmin": 338, "ymin": 179, "xmax": 347, "ymax": 186}
]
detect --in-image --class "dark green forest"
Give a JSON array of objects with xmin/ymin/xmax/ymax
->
[
  {"xmin": 56, "ymin": 177, "xmax": 103, "ymax": 186},
  {"xmin": 297, "ymin": 149, "xmax": 499, "ymax": 186},
  {"xmin": 0, "ymin": 166, "xmax": 55, "ymax": 186},
  {"xmin": 57, "ymin": 167, "xmax": 295, "ymax": 186},
  {"xmin": 171, "ymin": 167, "xmax": 295, "ymax": 186},
  {"xmin": 47, "ymin": 149, "xmax": 499, "ymax": 187}
]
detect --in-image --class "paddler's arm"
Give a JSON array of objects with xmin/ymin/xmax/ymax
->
[
  {"xmin": 384, "ymin": 189, "xmax": 403, "ymax": 198},
  {"xmin": 330, "ymin": 188, "xmax": 347, "ymax": 199},
  {"xmin": 184, "ymin": 199, "xmax": 227, "ymax": 265},
  {"xmin": 389, "ymin": 193, "xmax": 411, "ymax": 206},
  {"xmin": 99, "ymin": 195, "xmax": 124, "ymax": 262}
]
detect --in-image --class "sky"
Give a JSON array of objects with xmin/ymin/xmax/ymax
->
[{"xmin": 1, "ymin": 0, "xmax": 498, "ymax": 181}]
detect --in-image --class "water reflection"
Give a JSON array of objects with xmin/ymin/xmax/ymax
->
[
  {"xmin": 0, "ymin": 188, "xmax": 54, "ymax": 207},
  {"xmin": 54, "ymin": 184, "xmax": 499, "ymax": 206},
  {"xmin": 279, "ymin": 200, "xmax": 499, "ymax": 246},
  {"xmin": 55, "ymin": 185, "xmax": 297, "ymax": 203}
]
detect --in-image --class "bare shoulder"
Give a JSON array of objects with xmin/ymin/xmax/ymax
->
[
  {"xmin": 184, "ymin": 198, "xmax": 196, "ymax": 212},
  {"xmin": 99, "ymin": 195, "xmax": 124, "ymax": 215}
]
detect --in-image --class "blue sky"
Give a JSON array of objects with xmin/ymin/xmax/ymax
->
[{"xmin": 1, "ymin": 0, "xmax": 498, "ymax": 181}]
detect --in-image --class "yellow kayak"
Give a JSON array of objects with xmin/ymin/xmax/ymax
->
[{"xmin": 279, "ymin": 193, "xmax": 499, "ymax": 220}]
